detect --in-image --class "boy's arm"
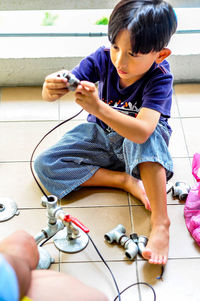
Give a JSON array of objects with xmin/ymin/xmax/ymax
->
[
  {"xmin": 94, "ymin": 101, "xmax": 160, "ymax": 144},
  {"xmin": 75, "ymin": 81, "xmax": 160, "ymax": 144}
]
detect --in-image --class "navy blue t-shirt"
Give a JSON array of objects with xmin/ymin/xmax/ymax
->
[{"xmin": 72, "ymin": 46, "xmax": 173, "ymax": 134}]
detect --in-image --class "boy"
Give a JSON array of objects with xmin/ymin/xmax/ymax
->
[{"xmin": 35, "ymin": 0, "xmax": 177, "ymax": 265}]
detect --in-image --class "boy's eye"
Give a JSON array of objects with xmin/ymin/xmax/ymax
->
[
  {"xmin": 129, "ymin": 52, "xmax": 138, "ymax": 57},
  {"xmin": 112, "ymin": 44, "xmax": 118, "ymax": 50}
]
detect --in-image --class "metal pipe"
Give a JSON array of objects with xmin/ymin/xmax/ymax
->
[
  {"xmin": 34, "ymin": 231, "xmax": 46, "ymax": 245},
  {"xmin": 34, "ymin": 195, "xmax": 65, "ymax": 245}
]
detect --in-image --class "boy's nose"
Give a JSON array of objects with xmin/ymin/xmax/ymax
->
[{"xmin": 116, "ymin": 53, "xmax": 127, "ymax": 69}]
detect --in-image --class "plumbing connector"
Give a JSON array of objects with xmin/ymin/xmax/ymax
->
[
  {"xmin": 138, "ymin": 235, "xmax": 148, "ymax": 255},
  {"xmin": 172, "ymin": 182, "xmax": 191, "ymax": 201},
  {"xmin": 35, "ymin": 195, "xmax": 65, "ymax": 245},
  {"xmin": 121, "ymin": 236, "xmax": 138, "ymax": 260},
  {"xmin": 104, "ymin": 224, "xmax": 126, "ymax": 244},
  {"xmin": 58, "ymin": 71, "xmax": 80, "ymax": 91},
  {"xmin": 104, "ymin": 225, "xmax": 138, "ymax": 260},
  {"xmin": 35, "ymin": 194, "xmax": 90, "ymax": 267}
]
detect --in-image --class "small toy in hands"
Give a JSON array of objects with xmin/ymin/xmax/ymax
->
[{"xmin": 58, "ymin": 71, "xmax": 80, "ymax": 91}]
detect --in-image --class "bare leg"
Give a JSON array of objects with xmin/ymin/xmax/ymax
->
[
  {"xmin": 27, "ymin": 270, "xmax": 108, "ymax": 301},
  {"xmin": 139, "ymin": 162, "xmax": 170, "ymax": 265},
  {"xmin": 81, "ymin": 168, "xmax": 151, "ymax": 210}
]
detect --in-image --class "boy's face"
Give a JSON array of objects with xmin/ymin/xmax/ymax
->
[{"xmin": 110, "ymin": 29, "xmax": 160, "ymax": 87}]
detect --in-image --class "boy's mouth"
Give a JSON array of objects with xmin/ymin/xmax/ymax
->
[{"xmin": 117, "ymin": 69, "xmax": 128, "ymax": 75}]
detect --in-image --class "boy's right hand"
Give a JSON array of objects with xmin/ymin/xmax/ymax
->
[{"xmin": 42, "ymin": 70, "xmax": 70, "ymax": 102}]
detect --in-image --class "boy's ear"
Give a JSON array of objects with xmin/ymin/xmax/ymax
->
[{"xmin": 155, "ymin": 48, "xmax": 171, "ymax": 64}]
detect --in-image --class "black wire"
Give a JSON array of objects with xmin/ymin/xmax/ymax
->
[
  {"xmin": 39, "ymin": 234, "xmax": 56, "ymax": 247},
  {"xmin": 87, "ymin": 233, "xmax": 121, "ymax": 301},
  {"xmin": 113, "ymin": 282, "xmax": 156, "ymax": 301},
  {"xmin": 156, "ymin": 265, "xmax": 165, "ymax": 280},
  {"xmin": 30, "ymin": 108, "xmax": 83, "ymax": 198}
]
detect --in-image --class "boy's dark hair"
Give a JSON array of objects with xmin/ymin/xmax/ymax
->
[{"xmin": 108, "ymin": 0, "xmax": 177, "ymax": 54}]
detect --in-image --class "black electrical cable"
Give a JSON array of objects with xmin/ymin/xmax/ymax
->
[
  {"xmin": 87, "ymin": 233, "xmax": 121, "ymax": 301},
  {"xmin": 113, "ymin": 282, "xmax": 156, "ymax": 301},
  {"xmin": 39, "ymin": 234, "xmax": 56, "ymax": 247},
  {"xmin": 30, "ymin": 108, "xmax": 83, "ymax": 199},
  {"xmin": 30, "ymin": 109, "xmax": 157, "ymax": 301}
]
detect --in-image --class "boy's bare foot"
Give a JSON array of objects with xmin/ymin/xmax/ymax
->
[
  {"xmin": 123, "ymin": 174, "xmax": 151, "ymax": 211},
  {"xmin": 142, "ymin": 223, "xmax": 170, "ymax": 265}
]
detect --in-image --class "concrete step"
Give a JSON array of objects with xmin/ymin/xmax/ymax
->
[{"xmin": 0, "ymin": 0, "xmax": 200, "ymax": 10}]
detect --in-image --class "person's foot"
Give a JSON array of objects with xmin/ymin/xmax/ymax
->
[
  {"xmin": 123, "ymin": 174, "xmax": 151, "ymax": 211},
  {"xmin": 142, "ymin": 222, "xmax": 170, "ymax": 265}
]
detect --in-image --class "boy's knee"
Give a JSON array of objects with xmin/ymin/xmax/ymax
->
[
  {"xmin": 34, "ymin": 153, "xmax": 47, "ymax": 175},
  {"xmin": 34, "ymin": 151, "xmax": 58, "ymax": 182}
]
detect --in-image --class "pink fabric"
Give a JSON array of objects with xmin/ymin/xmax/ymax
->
[{"xmin": 184, "ymin": 153, "xmax": 200, "ymax": 246}]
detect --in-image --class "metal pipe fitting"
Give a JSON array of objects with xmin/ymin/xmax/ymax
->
[
  {"xmin": 104, "ymin": 225, "xmax": 138, "ymax": 260},
  {"xmin": 123, "ymin": 239, "xmax": 138, "ymax": 260},
  {"xmin": 172, "ymin": 182, "xmax": 191, "ymax": 200},
  {"xmin": 67, "ymin": 222, "xmax": 79, "ymax": 239},
  {"xmin": 130, "ymin": 233, "xmax": 148, "ymax": 256},
  {"xmin": 58, "ymin": 71, "xmax": 80, "ymax": 91},
  {"xmin": 46, "ymin": 195, "xmax": 61, "ymax": 224},
  {"xmin": 0, "ymin": 198, "xmax": 19, "ymax": 222},
  {"xmin": 35, "ymin": 194, "xmax": 89, "ymax": 267},
  {"xmin": 104, "ymin": 224, "xmax": 126, "ymax": 244},
  {"xmin": 34, "ymin": 220, "xmax": 65, "ymax": 245},
  {"xmin": 34, "ymin": 195, "xmax": 65, "ymax": 245},
  {"xmin": 55, "ymin": 210, "xmax": 80, "ymax": 239},
  {"xmin": 120, "ymin": 235, "xmax": 138, "ymax": 260},
  {"xmin": 137, "ymin": 236, "xmax": 148, "ymax": 255},
  {"xmin": 34, "ymin": 231, "xmax": 46, "ymax": 245}
]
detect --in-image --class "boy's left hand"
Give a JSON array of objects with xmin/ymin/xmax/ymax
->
[{"xmin": 75, "ymin": 81, "xmax": 101, "ymax": 114}]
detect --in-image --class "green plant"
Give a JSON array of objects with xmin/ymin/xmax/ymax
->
[
  {"xmin": 95, "ymin": 17, "xmax": 109, "ymax": 25},
  {"xmin": 42, "ymin": 12, "xmax": 58, "ymax": 26}
]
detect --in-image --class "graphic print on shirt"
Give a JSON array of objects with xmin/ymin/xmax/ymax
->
[{"xmin": 103, "ymin": 98, "xmax": 140, "ymax": 118}]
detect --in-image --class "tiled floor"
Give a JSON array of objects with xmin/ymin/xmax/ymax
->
[{"xmin": 0, "ymin": 83, "xmax": 200, "ymax": 300}]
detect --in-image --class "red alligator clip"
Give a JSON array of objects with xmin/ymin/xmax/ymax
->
[{"xmin": 64, "ymin": 214, "xmax": 90, "ymax": 233}]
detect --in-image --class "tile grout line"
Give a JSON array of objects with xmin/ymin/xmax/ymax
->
[
  {"xmin": 59, "ymin": 250, "xmax": 61, "ymax": 272},
  {"xmin": 136, "ymin": 260, "xmax": 143, "ymax": 301},
  {"xmin": 16, "ymin": 203, "xmax": 186, "ymax": 210},
  {"xmin": 52, "ymin": 255, "xmax": 200, "ymax": 265},
  {"xmin": 127, "ymin": 192, "xmax": 134, "ymax": 231},
  {"xmin": 172, "ymin": 116, "xmax": 200, "ymax": 119},
  {"xmin": 173, "ymin": 87, "xmax": 193, "ymax": 169},
  {"xmin": 0, "ymin": 118, "xmax": 85, "ymax": 123},
  {"xmin": 59, "ymin": 259, "xmax": 131, "ymax": 264},
  {"xmin": 172, "ymin": 86, "xmax": 180, "ymax": 119},
  {"xmin": 127, "ymin": 193, "xmax": 142, "ymax": 301}
]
